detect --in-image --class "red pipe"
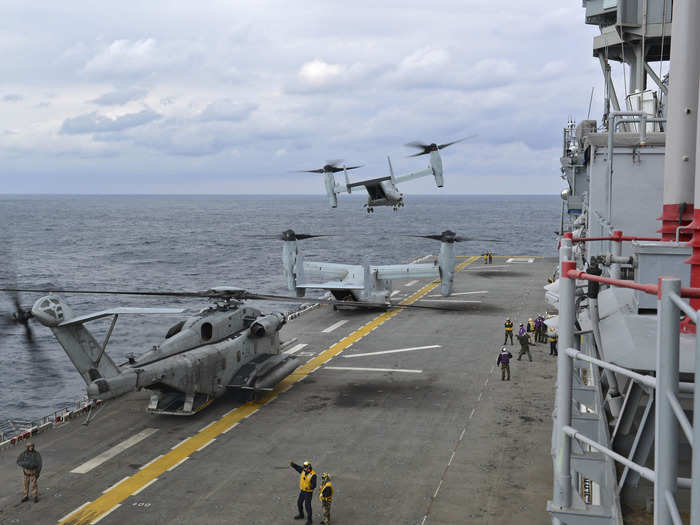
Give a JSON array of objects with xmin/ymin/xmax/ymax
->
[
  {"xmin": 565, "ymin": 269, "xmax": 700, "ymax": 299},
  {"xmin": 571, "ymin": 235, "xmax": 663, "ymax": 243}
]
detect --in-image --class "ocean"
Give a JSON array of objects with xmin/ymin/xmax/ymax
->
[{"xmin": 0, "ymin": 194, "xmax": 560, "ymax": 423}]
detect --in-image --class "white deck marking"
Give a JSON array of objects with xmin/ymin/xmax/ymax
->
[
  {"xmin": 222, "ymin": 422, "xmax": 239, "ymax": 434},
  {"xmin": 166, "ymin": 457, "xmax": 189, "ymax": 472},
  {"xmin": 404, "ymin": 280, "xmax": 419, "ymax": 287},
  {"xmin": 199, "ymin": 421, "xmax": 216, "ymax": 432},
  {"xmin": 102, "ymin": 476, "xmax": 130, "ymax": 494},
  {"xmin": 90, "ymin": 504, "xmax": 121, "ymax": 524},
  {"xmin": 470, "ymin": 408, "xmax": 476, "ymax": 419},
  {"xmin": 196, "ymin": 438, "xmax": 216, "ymax": 452},
  {"xmin": 131, "ymin": 478, "xmax": 159, "ymax": 496},
  {"xmin": 505, "ymin": 258, "xmax": 534, "ymax": 263},
  {"xmin": 427, "ymin": 290, "xmax": 488, "ymax": 297},
  {"xmin": 170, "ymin": 438, "xmax": 189, "ymax": 450},
  {"xmin": 390, "ymin": 290, "xmax": 400, "ymax": 297},
  {"xmin": 70, "ymin": 428, "xmax": 159, "ymax": 474},
  {"xmin": 418, "ymin": 299, "xmax": 481, "ymax": 303},
  {"xmin": 321, "ymin": 320, "xmax": 348, "ymax": 333},
  {"xmin": 433, "ymin": 479, "xmax": 443, "ymax": 498},
  {"xmin": 325, "ymin": 366, "xmax": 422, "ymax": 373},
  {"xmin": 283, "ymin": 343, "xmax": 308, "ymax": 355},
  {"xmin": 58, "ymin": 501, "xmax": 91, "ymax": 523},
  {"xmin": 344, "ymin": 345, "xmax": 440, "ymax": 359},
  {"xmin": 139, "ymin": 455, "xmax": 163, "ymax": 471}
]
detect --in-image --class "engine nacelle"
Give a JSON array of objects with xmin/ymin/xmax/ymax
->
[
  {"xmin": 437, "ymin": 241, "xmax": 456, "ymax": 296},
  {"xmin": 324, "ymin": 173, "xmax": 338, "ymax": 208},
  {"xmin": 249, "ymin": 313, "xmax": 286, "ymax": 338},
  {"xmin": 430, "ymin": 150, "xmax": 444, "ymax": 188}
]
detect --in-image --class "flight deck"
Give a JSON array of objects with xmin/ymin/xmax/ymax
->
[{"xmin": 0, "ymin": 255, "xmax": 557, "ymax": 525}]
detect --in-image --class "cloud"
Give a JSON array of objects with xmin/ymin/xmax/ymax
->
[
  {"xmin": 198, "ymin": 99, "xmax": 257, "ymax": 122},
  {"xmin": 299, "ymin": 59, "xmax": 344, "ymax": 86},
  {"xmin": 3, "ymin": 94, "xmax": 23, "ymax": 102},
  {"xmin": 91, "ymin": 88, "xmax": 147, "ymax": 106},
  {"xmin": 60, "ymin": 108, "xmax": 161, "ymax": 134}
]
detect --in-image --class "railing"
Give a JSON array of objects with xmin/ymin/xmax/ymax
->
[
  {"xmin": 551, "ymin": 233, "xmax": 700, "ymax": 524},
  {"xmin": 0, "ymin": 397, "xmax": 100, "ymax": 451}
]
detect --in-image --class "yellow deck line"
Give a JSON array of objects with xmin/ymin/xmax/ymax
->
[{"xmin": 61, "ymin": 255, "xmax": 479, "ymax": 525}]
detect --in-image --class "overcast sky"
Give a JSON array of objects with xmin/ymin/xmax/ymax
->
[{"xmin": 1, "ymin": 1, "xmax": 606, "ymax": 194}]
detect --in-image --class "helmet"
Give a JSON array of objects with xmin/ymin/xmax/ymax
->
[
  {"xmin": 519, "ymin": 322, "xmax": 524, "ymax": 326},
  {"xmin": 321, "ymin": 472, "xmax": 330, "ymax": 481},
  {"xmin": 303, "ymin": 461, "xmax": 311, "ymax": 468},
  {"xmin": 501, "ymin": 347, "xmax": 508, "ymax": 352},
  {"xmin": 528, "ymin": 318, "xmax": 533, "ymax": 321},
  {"xmin": 26, "ymin": 441, "xmax": 35, "ymax": 449},
  {"xmin": 506, "ymin": 317, "xmax": 511, "ymax": 321}
]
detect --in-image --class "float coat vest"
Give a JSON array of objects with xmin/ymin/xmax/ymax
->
[
  {"xmin": 300, "ymin": 469, "xmax": 316, "ymax": 492},
  {"xmin": 505, "ymin": 320, "xmax": 513, "ymax": 332},
  {"xmin": 549, "ymin": 330, "xmax": 558, "ymax": 343},
  {"xmin": 320, "ymin": 480, "xmax": 333, "ymax": 502}
]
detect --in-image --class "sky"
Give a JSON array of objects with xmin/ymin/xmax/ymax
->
[{"xmin": 0, "ymin": 1, "xmax": 607, "ymax": 194}]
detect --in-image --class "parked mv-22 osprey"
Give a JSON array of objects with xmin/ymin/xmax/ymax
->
[{"xmin": 279, "ymin": 229, "xmax": 486, "ymax": 305}]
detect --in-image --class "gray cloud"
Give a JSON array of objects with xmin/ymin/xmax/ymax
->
[
  {"xmin": 92, "ymin": 88, "xmax": 147, "ymax": 106},
  {"xmin": 3, "ymin": 94, "xmax": 23, "ymax": 102},
  {"xmin": 198, "ymin": 100, "xmax": 257, "ymax": 122},
  {"xmin": 60, "ymin": 108, "xmax": 161, "ymax": 134}
]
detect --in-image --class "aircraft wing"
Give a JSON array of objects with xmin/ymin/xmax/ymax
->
[
  {"xmin": 302, "ymin": 261, "xmax": 360, "ymax": 281},
  {"xmin": 295, "ymin": 281, "xmax": 364, "ymax": 290},
  {"xmin": 374, "ymin": 263, "xmax": 440, "ymax": 280},
  {"xmin": 393, "ymin": 167, "xmax": 432, "ymax": 184},
  {"xmin": 347, "ymin": 176, "xmax": 391, "ymax": 200},
  {"xmin": 59, "ymin": 308, "xmax": 186, "ymax": 327}
]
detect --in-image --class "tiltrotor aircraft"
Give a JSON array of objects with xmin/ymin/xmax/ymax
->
[
  {"xmin": 277, "ymin": 229, "xmax": 492, "ymax": 305},
  {"xmin": 296, "ymin": 137, "xmax": 474, "ymax": 212},
  {"xmin": 1, "ymin": 279, "xmax": 466, "ymax": 416}
]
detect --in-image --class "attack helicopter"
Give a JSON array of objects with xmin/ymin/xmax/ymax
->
[
  {"xmin": 274, "ymin": 229, "xmax": 498, "ymax": 306},
  {"xmin": 1, "ymin": 278, "xmax": 468, "ymax": 416},
  {"xmin": 295, "ymin": 137, "xmax": 474, "ymax": 212}
]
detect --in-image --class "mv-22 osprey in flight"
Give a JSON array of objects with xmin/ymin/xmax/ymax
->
[{"xmin": 296, "ymin": 137, "xmax": 474, "ymax": 213}]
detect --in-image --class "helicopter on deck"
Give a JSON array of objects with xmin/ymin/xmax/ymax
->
[{"xmin": 1, "ymin": 280, "xmax": 466, "ymax": 416}]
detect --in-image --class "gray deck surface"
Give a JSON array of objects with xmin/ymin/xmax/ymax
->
[{"xmin": 0, "ymin": 255, "xmax": 557, "ymax": 525}]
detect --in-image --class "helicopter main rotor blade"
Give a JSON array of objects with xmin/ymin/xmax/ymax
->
[{"xmin": 437, "ymin": 134, "xmax": 477, "ymax": 150}]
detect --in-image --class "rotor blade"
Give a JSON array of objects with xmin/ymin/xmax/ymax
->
[
  {"xmin": 23, "ymin": 322, "xmax": 34, "ymax": 342},
  {"xmin": 437, "ymin": 134, "xmax": 477, "ymax": 150},
  {"xmin": 294, "ymin": 234, "xmax": 333, "ymax": 240},
  {"xmin": 401, "ymin": 234, "xmax": 443, "ymax": 241},
  {"xmin": 405, "ymin": 141, "xmax": 429, "ymax": 149},
  {"xmin": 406, "ymin": 151, "xmax": 430, "ymax": 158},
  {"xmin": 0, "ymin": 288, "xmax": 213, "ymax": 298},
  {"xmin": 343, "ymin": 165, "xmax": 363, "ymax": 171},
  {"xmin": 293, "ymin": 169, "xmax": 326, "ymax": 174},
  {"xmin": 245, "ymin": 292, "xmax": 470, "ymax": 311}
]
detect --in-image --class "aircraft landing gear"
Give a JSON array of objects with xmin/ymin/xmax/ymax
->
[{"xmin": 366, "ymin": 206, "xmax": 374, "ymax": 213}]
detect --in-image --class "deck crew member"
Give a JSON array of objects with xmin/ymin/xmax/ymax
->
[
  {"xmin": 16, "ymin": 441, "xmax": 42, "ymax": 503},
  {"xmin": 488, "ymin": 251, "xmax": 493, "ymax": 264},
  {"xmin": 549, "ymin": 327, "xmax": 558, "ymax": 356},
  {"xmin": 482, "ymin": 252, "xmax": 488, "ymax": 264},
  {"xmin": 527, "ymin": 318, "xmax": 536, "ymax": 344},
  {"xmin": 518, "ymin": 322, "xmax": 526, "ymax": 337},
  {"xmin": 517, "ymin": 333, "xmax": 532, "ymax": 362},
  {"xmin": 319, "ymin": 472, "xmax": 333, "ymax": 524},
  {"xmin": 290, "ymin": 460, "xmax": 317, "ymax": 524},
  {"xmin": 503, "ymin": 318, "xmax": 514, "ymax": 345},
  {"xmin": 497, "ymin": 347, "xmax": 513, "ymax": 381}
]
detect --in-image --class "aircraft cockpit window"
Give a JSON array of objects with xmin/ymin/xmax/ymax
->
[
  {"xmin": 166, "ymin": 320, "xmax": 186, "ymax": 339},
  {"xmin": 201, "ymin": 322, "xmax": 213, "ymax": 341}
]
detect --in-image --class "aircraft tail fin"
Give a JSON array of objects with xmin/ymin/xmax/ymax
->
[
  {"xmin": 387, "ymin": 156, "xmax": 396, "ymax": 184},
  {"xmin": 31, "ymin": 295, "xmax": 121, "ymax": 385}
]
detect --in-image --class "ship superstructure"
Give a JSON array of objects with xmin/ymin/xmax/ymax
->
[{"xmin": 549, "ymin": 1, "xmax": 700, "ymax": 523}]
